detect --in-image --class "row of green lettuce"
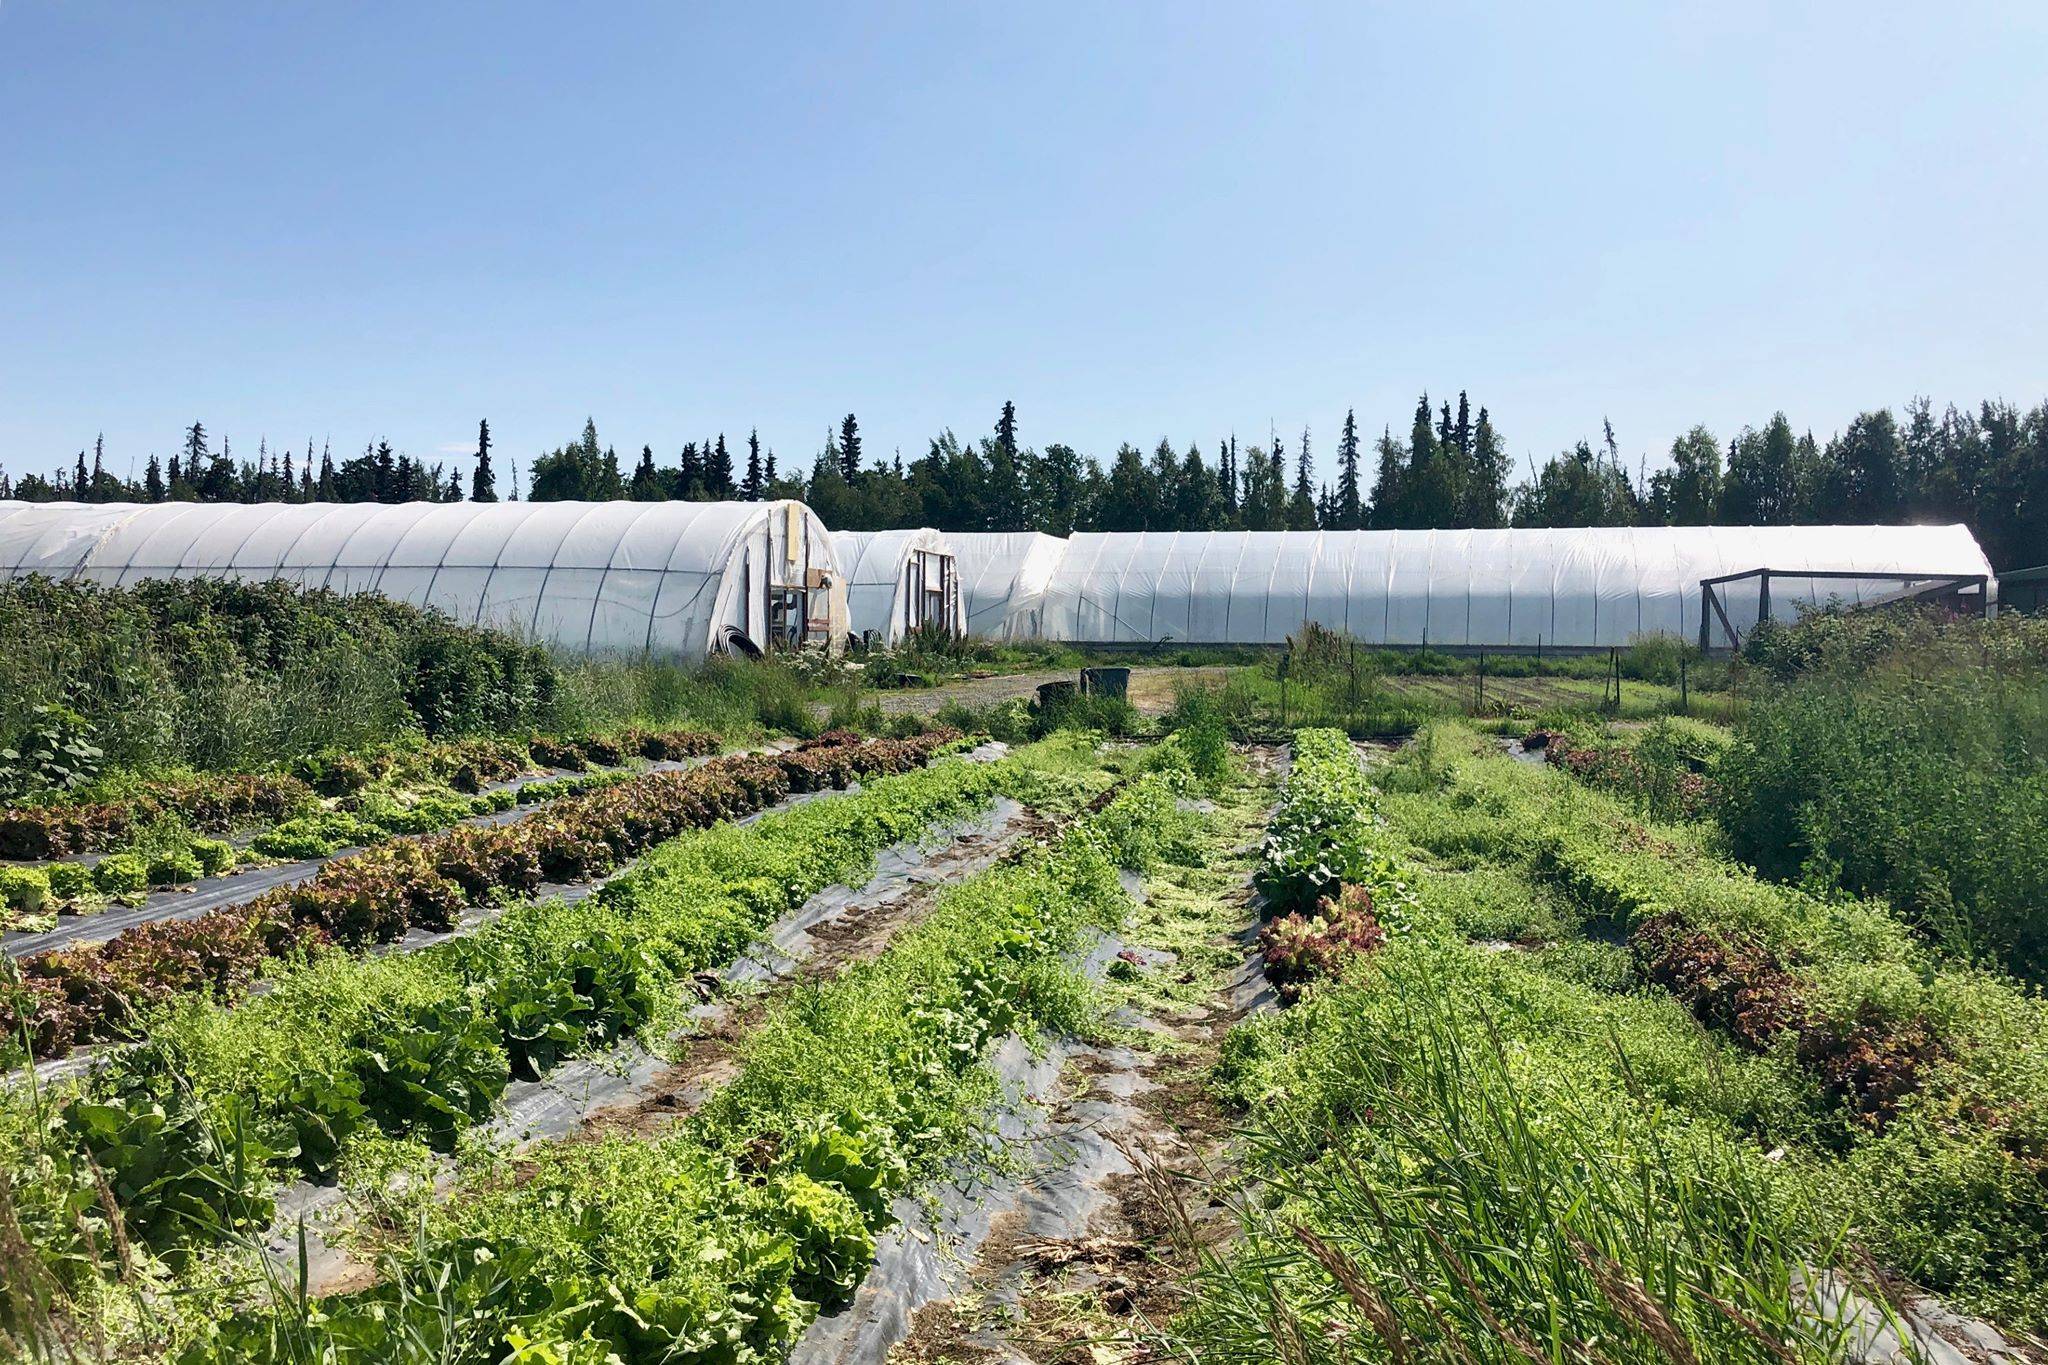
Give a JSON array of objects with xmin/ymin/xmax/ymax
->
[
  {"xmin": 1174, "ymin": 723, "xmax": 2048, "ymax": 1362},
  {"xmin": 0, "ymin": 747, "xmax": 1053, "ymax": 1349},
  {"xmin": 0, "ymin": 736, "xmax": 716, "ymax": 936},
  {"xmin": 162, "ymin": 759, "xmax": 1203, "ymax": 1363}
]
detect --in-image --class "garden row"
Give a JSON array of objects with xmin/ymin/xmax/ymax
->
[
  {"xmin": 0, "ymin": 731, "xmax": 954, "ymax": 1064},
  {"xmin": 1164, "ymin": 730, "xmax": 1884, "ymax": 1360},
  {"xmin": 0, "ymin": 725, "xmax": 724, "ymax": 860},
  {"xmin": 1366, "ymin": 726, "xmax": 2048, "ymax": 1333},
  {"xmin": 165, "ymin": 764, "xmax": 1191, "ymax": 1362},
  {"xmin": 0, "ymin": 728, "xmax": 726, "ymax": 935},
  {"xmin": 0, "ymin": 749, "xmax": 1022, "ymax": 1346}
]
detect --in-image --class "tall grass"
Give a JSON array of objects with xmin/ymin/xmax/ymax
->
[
  {"xmin": 0, "ymin": 579, "xmax": 905, "ymax": 798},
  {"xmin": 0, "ymin": 578, "xmax": 562, "ymax": 785},
  {"xmin": 1718, "ymin": 609, "xmax": 2048, "ymax": 976},
  {"xmin": 1179, "ymin": 936, "xmax": 1861, "ymax": 1363}
]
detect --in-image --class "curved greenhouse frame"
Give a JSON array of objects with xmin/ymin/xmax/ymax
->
[
  {"xmin": 0, "ymin": 499, "xmax": 848, "ymax": 659},
  {"xmin": 1035, "ymin": 525, "xmax": 1996, "ymax": 650},
  {"xmin": 830, "ymin": 528, "xmax": 964, "ymax": 645}
]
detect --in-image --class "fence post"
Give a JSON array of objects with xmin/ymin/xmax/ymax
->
[
  {"xmin": 1349, "ymin": 640, "xmax": 1358, "ymax": 734},
  {"xmin": 1476, "ymin": 651, "xmax": 1486, "ymax": 714},
  {"xmin": 1680, "ymin": 653, "xmax": 1689, "ymax": 714}
]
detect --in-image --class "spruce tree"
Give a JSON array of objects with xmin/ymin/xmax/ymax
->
[
  {"xmin": 374, "ymin": 441, "xmax": 396, "ymax": 502},
  {"xmin": 471, "ymin": 419, "xmax": 497, "ymax": 501},
  {"xmin": 1454, "ymin": 391, "xmax": 1473, "ymax": 456},
  {"xmin": 839, "ymin": 413, "xmax": 862, "ymax": 482},
  {"xmin": 709, "ymin": 434, "xmax": 734, "ymax": 496},
  {"xmin": 678, "ymin": 442, "xmax": 702, "ymax": 498},
  {"xmin": 317, "ymin": 442, "xmax": 337, "ymax": 501},
  {"xmin": 987, "ymin": 412, "xmax": 1025, "ymax": 531},
  {"xmin": 1288, "ymin": 426, "xmax": 1317, "ymax": 529},
  {"xmin": 1466, "ymin": 407, "xmax": 1509, "ymax": 528},
  {"xmin": 1335, "ymin": 409, "xmax": 1363, "ymax": 530},
  {"xmin": 145, "ymin": 454, "xmax": 165, "ymax": 502},
  {"xmin": 631, "ymin": 444, "xmax": 663, "ymax": 500},
  {"xmin": 1368, "ymin": 427, "xmax": 1406, "ymax": 529},
  {"xmin": 744, "ymin": 429, "xmax": 763, "ymax": 500},
  {"xmin": 996, "ymin": 401, "xmax": 1018, "ymax": 462}
]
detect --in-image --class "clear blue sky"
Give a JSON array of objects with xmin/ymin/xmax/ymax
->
[{"xmin": 3, "ymin": 2, "xmax": 2044, "ymax": 489}]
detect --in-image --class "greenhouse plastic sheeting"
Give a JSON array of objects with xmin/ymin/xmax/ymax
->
[
  {"xmin": 1034, "ymin": 525, "xmax": 1996, "ymax": 648},
  {"xmin": 0, "ymin": 499, "xmax": 844, "ymax": 659},
  {"xmin": 948, "ymin": 531, "xmax": 1067, "ymax": 640},
  {"xmin": 830, "ymin": 528, "xmax": 965, "ymax": 644}
]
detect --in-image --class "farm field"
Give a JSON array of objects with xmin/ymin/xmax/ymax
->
[
  {"xmin": 7, "ymin": 7, "xmax": 2046, "ymax": 1358},
  {"xmin": 2, "ymin": 584, "xmax": 2043, "ymax": 1364}
]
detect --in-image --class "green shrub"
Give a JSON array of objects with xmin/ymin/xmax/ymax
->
[
  {"xmin": 0, "ymin": 576, "xmax": 568, "ymax": 778},
  {"xmin": 1717, "ymin": 639, "xmax": 2048, "ymax": 976}
]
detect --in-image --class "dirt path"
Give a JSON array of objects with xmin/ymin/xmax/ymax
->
[
  {"xmin": 872, "ymin": 666, "xmax": 1238, "ymax": 719},
  {"xmin": 878, "ymin": 749, "xmax": 1284, "ymax": 1365}
]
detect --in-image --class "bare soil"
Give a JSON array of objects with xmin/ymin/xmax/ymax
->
[{"xmin": 872, "ymin": 667, "xmax": 1237, "ymax": 719}]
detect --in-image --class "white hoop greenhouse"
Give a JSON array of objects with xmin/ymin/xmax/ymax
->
[
  {"xmin": 830, "ymin": 528, "xmax": 964, "ymax": 645},
  {"xmin": 1033, "ymin": 526, "xmax": 1996, "ymax": 650},
  {"xmin": 0, "ymin": 499, "xmax": 848, "ymax": 659},
  {"xmin": 948, "ymin": 531, "xmax": 1068, "ymax": 641}
]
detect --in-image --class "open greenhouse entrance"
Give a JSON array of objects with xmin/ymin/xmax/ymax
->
[{"xmin": 1697, "ymin": 567, "xmax": 1993, "ymax": 652}]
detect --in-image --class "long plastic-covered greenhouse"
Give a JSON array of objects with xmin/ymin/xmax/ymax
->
[
  {"xmin": 830, "ymin": 528, "xmax": 964, "ymax": 645},
  {"xmin": 0, "ymin": 499, "xmax": 847, "ymax": 659},
  {"xmin": 948, "ymin": 532, "xmax": 1068, "ymax": 641},
  {"xmin": 0, "ymin": 504, "xmax": 1998, "ymax": 655},
  {"xmin": 1031, "ymin": 526, "xmax": 1996, "ymax": 649}
]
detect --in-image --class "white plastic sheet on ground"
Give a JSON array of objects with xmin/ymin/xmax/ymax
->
[
  {"xmin": 0, "ymin": 499, "xmax": 846, "ymax": 658},
  {"xmin": 1031, "ymin": 525, "xmax": 1996, "ymax": 649}
]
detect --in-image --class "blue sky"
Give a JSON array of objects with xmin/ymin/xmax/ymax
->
[{"xmin": 2, "ymin": 2, "xmax": 2043, "ymax": 489}]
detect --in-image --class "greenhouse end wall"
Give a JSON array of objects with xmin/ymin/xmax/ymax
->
[{"xmin": 830, "ymin": 528, "xmax": 965, "ymax": 645}]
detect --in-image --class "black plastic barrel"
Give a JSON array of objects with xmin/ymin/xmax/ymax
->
[{"xmin": 1080, "ymin": 666, "xmax": 1130, "ymax": 699}]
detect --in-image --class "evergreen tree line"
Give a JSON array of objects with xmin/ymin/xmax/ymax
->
[
  {"xmin": 0, "ymin": 423, "xmax": 482, "ymax": 507},
  {"xmin": 6, "ymin": 395, "xmax": 2042, "ymax": 568}
]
